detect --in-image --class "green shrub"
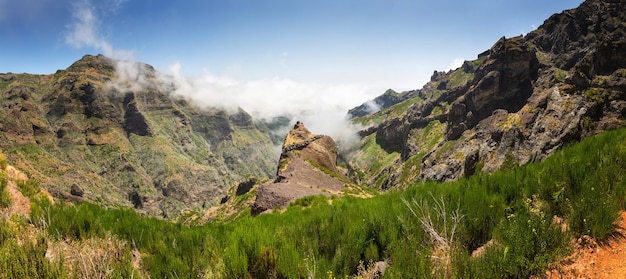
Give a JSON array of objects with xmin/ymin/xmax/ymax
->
[
  {"xmin": 0, "ymin": 235, "xmax": 67, "ymax": 279},
  {"xmin": 470, "ymin": 204, "xmax": 569, "ymax": 278},
  {"xmin": 17, "ymin": 178, "xmax": 40, "ymax": 198},
  {"xmin": 0, "ymin": 156, "xmax": 7, "ymax": 170},
  {"xmin": 0, "ymin": 172, "xmax": 10, "ymax": 208}
]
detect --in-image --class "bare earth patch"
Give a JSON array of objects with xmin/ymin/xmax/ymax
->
[
  {"xmin": 544, "ymin": 211, "xmax": 626, "ymax": 279},
  {"xmin": 4, "ymin": 166, "xmax": 32, "ymax": 216}
]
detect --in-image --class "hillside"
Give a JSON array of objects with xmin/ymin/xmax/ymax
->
[
  {"xmin": 2, "ymin": 126, "xmax": 625, "ymax": 278},
  {"xmin": 348, "ymin": 0, "xmax": 626, "ymax": 189},
  {"xmin": 1, "ymin": 0, "xmax": 626, "ymax": 277},
  {"xmin": 205, "ymin": 121, "xmax": 369, "ymax": 221},
  {"xmin": 0, "ymin": 55, "xmax": 278, "ymax": 218}
]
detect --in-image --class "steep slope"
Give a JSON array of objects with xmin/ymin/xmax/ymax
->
[
  {"xmin": 348, "ymin": 0, "xmax": 626, "ymax": 189},
  {"xmin": 0, "ymin": 54, "xmax": 277, "ymax": 218}
]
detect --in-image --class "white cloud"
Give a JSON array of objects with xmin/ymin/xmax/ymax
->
[
  {"xmin": 445, "ymin": 58, "xmax": 465, "ymax": 71},
  {"xmin": 167, "ymin": 63, "xmax": 379, "ymax": 143},
  {"xmin": 62, "ymin": 0, "xmax": 380, "ymax": 147},
  {"xmin": 64, "ymin": 0, "xmax": 133, "ymax": 60}
]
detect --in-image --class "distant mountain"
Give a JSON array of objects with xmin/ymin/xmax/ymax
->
[
  {"xmin": 347, "ymin": 89, "xmax": 423, "ymax": 118},
  {"xmin": 347, "ymin": 0, "xmax": 626, "ymax": 189},
  {"xmin": 0, "ymin": 55, "xmax": 278, "ymax": 218}
]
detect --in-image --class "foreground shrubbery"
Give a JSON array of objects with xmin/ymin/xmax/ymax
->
[{"xmin": 1, "ymin": 128, "xmax": 625, "ymax": 278}]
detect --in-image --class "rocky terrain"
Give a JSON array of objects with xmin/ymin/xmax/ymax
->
[
  {"xmin": 0, "ymin": 0, "xmax": 623, "ymax": 221},
  {"xmin": 203, "ymin": 121, "xmax": 367, "ymax": 220},
  {"xmin": 252, "ymin": 121, "xmax": 354, "ymax": 214},
  {"xmin": 1, "ymin": 0, "xmax": 626, "ymax": 277},
  {"xmin": 0, "ymin": 55, "xmax": 278, "ymax": 218},
  {"xmin": 348, "ymin": 0, "xmax": 626, "ymax": 189}
]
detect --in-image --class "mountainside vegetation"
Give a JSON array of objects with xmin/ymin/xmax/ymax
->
[
  {"xmin": 0, "ymin": 0, "xmax": 625, "ymax": 277},
  {"xmin": 2, "ymin": 125, "xmax": 625, "ymax": 278},
  {"xmin": 347, "ymin": 0, "xmax": 626, "ymax": 190},
  {"xmin": 0, "ymin": 55, "xmax": 279, "ymax": 218}
]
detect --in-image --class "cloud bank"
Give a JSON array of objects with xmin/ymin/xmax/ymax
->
[
  {"xmin": 168, "ymin": 63, "xmax": 379, "ymax": 142},
  {"xmin": 63, "ymin": 0, "xmax": 382, "ymax": 146}
]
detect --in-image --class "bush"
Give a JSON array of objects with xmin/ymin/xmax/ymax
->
[
  {"xmin": 19, "ymin": 128, "xmax": 626, "ymax": 278},
  {"xmin": 0, "ymin": 172, "xmax": 10, "ymax": 208},
  {"xmin": 0, "ymin": 156, "xmax": 7, "ymax": 170},
  {"xmin": 17, "ymin": 178, "xmax": 40, "ymax": 199},
  {"xmin": 0, "ymin": 235, "xmax": 67, "ymax": 279}
]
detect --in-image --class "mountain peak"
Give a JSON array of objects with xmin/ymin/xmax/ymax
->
[
  {"xmin": 252, "ymin": 122, "xmax": 350, "ymax": 215},
  {"xmin": 283, "ymin": 121, "xmax": 314, "ymax": 146},
  {"xmin": 0, "ymin": 55, "xmax": 278, "ymax": 218},
  {"xmin": 346, "ymin": 0, "xmax": 626, "ymax": 188}
]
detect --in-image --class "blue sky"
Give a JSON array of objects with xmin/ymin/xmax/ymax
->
[
  {"xmin": 2, "ymin": 0, "xmax": 583, "ymax": 88},
  {"xmin": 1, "ymin": 0, "xmax": 584, "ymax": 137}
]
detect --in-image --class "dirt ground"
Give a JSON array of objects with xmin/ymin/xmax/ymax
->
[{"xmin": 544, "ymin": 211, "xmax": 626, "ymax": 279}]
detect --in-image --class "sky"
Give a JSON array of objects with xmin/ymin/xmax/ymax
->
[{"xmin": 0, "ymin": 0, "xmax": 584, "ymax": 138}]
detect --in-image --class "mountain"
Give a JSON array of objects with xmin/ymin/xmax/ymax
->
[
  {"xmin": 0, "ymin": 55, "xmax": 278, "ymax": 218},
  {"xmin": 1, "ymin": 0, "xmax": 623, "ymax": 219},
  {"xmin": 2, "ymin": 0, "xmax": 626, "ymax": 277},
  {"xmin": 347, "ymin": 89, "xmax": 422, "ymax": 118},
  {"xmin": 347, "ymin": 0, "xmax": 626, "ymax": 189},
  {"xmin": 252, "ymin": 121, "xmax": 362, "ymax": 215},
  {"xmin": 206, "ymin": 121, "xmax": 365, "ymax": 220}
]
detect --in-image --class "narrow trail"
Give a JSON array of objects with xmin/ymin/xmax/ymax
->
[{"xmin": 545, "ymin": 211, "xmax": 626, "ymax": 279}]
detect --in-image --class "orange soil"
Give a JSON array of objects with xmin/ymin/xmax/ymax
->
[{"xmin": 545, "ymin": 211, "xmax": 626, "ymax": 279}]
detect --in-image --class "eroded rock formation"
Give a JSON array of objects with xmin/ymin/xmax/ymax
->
[{"xmin": 252, "ymin": 122, "xmax": 347, "ymax": 214}]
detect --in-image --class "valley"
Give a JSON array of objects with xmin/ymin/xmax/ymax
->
[{"xmin": 1, "ymin": 0, "xmax": 625, "ymax": 277}]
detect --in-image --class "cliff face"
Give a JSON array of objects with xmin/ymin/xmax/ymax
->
[
  {"xmin": 348, "ymin": 0, "xmax": 626, "ymax": 188},
  {"xmin": 252, "ymin": 122, "xmax": 351, "ymax": 215},
  {"xmin": 0, "ymin": 55, "xmax": 277, "ymax": 218}
]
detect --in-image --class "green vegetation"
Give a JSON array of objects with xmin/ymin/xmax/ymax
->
[
  {"xmin": 0, "ymin": 128, "xmax": 618, "ymax": 278},
  {"xmin": 357, "ymin": 134, "xmax": 400, "ymax": 178},
  {"xmin": 554, "ymin": 68, "xmax": 568, "ymax": 81},
  {"xmin": 0, "ymin": 172, "xmax": 9, "ymax": 208},
  {"xmin": 0, "ymin": 155, "xmax": 10, "ymax": 208},
  {"xmin": 353, "ymin": 94, "xmax": 424, "ymax": 126},
  {"xmin": 17, "ymin": 178, "xmax": 40, "ymax": 199},
  {"xmin": 448, "ymin": 69, "xmax": 473, "ymax": 88},
  {"xmin": 0, "ymin": 155, "xmax": 6, "ymax": 170},
  {"xmin": 0, "ymin": 232, "xmax": 68, "ymax": 279}
]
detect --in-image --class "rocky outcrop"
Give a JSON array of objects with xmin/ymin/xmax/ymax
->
[
  {"xmin": 252, "ymin": 122, "xmax": 348, "ymax": 215},
  {"xmin": 446, "ymin": 36, "xmax": 539, "ymax": 140},
  {"xmin": 348, "ymin": 0, "xmax": 626, "ymax": 187}
]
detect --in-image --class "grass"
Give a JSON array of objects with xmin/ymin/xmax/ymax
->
[
  {"xmin": 1, "ymin": 127, "xmax": 624, "ymax": 278},
  {"xmin": 0, "ymin": 172, "xmax": 9, "ymax": 208},
  {"xmin": 353, "ymin": 94, "xmax": 424, "ymax": 126},
  {"xmin": 354, "ymin": 134, "xmax": 400, "ymax": 182},
  {"xmin": 17, "ymin": 178, "xmax": 40, "ymax": 198}
]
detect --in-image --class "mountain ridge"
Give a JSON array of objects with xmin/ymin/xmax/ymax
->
[
  {"xmin": 0, "ymin": 0, "xmax": 624, "ymax": 219},
  {"xmin": 0, "ymin": 54, "xmax": 279, "ymax": 218},
  {"xmin": 347, "ymin": 0, "xmax": 626, "ymax": 188}
]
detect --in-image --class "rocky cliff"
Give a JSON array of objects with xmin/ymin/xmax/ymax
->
[
  {"xmin": 0, "ymin": 55, "xmax": 277, "ymax": 218},
  {"xmin": 348, "ymin": 0, "xmax": 626, "ymax": 188},
  {"xmin": 251, "ymin": 122, "xmax": 355, "ymax": 215}
]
